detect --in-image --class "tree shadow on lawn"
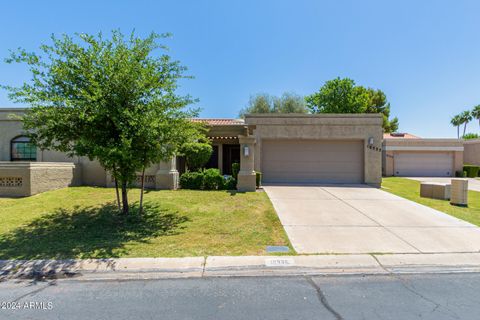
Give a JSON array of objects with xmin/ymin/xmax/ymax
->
[{"xmin": 0, "ymin": 202, "xmax": 189, "ymax": 261}]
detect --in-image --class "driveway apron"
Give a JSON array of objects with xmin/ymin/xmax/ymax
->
[{"xmin": 264, "ymin": 185, "xmax": 480, "ymax": 254}]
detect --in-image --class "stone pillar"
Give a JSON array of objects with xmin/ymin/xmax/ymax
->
[
  {"xmin": 450, "ymin": 178, "xmax": 468, "ymax": 206},
  {"xmin": 237, "ymin": 135, "xmax": 256, "ymax": 192},
  {"xmin": 155, "ymin": 157, "xmax": 179, "ymax": 190}
]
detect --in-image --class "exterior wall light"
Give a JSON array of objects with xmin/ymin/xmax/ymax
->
[
  {"xmin": 243, "ymin": 145, "xmax": 250, "ymax": 157},
  {"xmin": 368, "ymin": 137, "xmax": 374, "ymax": 146}
]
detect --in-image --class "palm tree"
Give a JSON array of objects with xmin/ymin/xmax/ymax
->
[
  {"xmin": 472, "ymin": 105, "xmax": 480, "ymax": 129},
  {"xmin": 451, "ymin": 115, "xmax": 462, "ymax": 138},
  {"xmin": 460, "ymin": 110, "xmax": 473, "ymax": 137}
]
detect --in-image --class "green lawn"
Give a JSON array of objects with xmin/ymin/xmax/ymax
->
[
  {"xmin": 0, "ymin": 187, "xmax": 292, "ymax": 259},
  {"xmin": 382, "ymin": 177, "xmax": 480, "ymax": 226}
]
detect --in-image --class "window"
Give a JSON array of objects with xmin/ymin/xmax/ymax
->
[{"xmin": 11, "ymin": 136, "xmax": 37, "ymax": 161}]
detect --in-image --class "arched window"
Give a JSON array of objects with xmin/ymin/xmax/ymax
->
[{"xmin": 11, "ymin": 136, "xmax": 37, "ymax": 161}]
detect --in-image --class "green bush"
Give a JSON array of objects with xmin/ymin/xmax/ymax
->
[
  {"xmin": 463, "ymin": 165, "xmax": 480, "ymax": 178},
  {"xmin": 179, "ymin": 171, "xmax": 204, "ymax": 189},
  {"xmin": 256, "ymin": 171, "xmax": 262, "ymax": 188},
  {"xmin": 462, "ymin": 133, "xmax": 480, "ymax": 140},
  {"xmin": 203, "ymin": 168, "xmax": 224, "ymax": 190},
  {"xmin": 180, "ymin": 142, "xmax": 213, "ymax": 171},
  {"xmin": 455, "ymin": 170, "xmax": 467, "ymax": 178},
  {"xmin": 222, "ymin": 176, "xmax": 237, "ymax": 190},
  {"xmin": 232, "ymin": 162, "xmax": 240, "ymax": 180}
]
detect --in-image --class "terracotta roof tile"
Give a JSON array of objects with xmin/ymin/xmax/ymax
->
[
  {"xmin": 383, "ymin": 132, "xmax": 420, "ymax": 139},
  {"xmin": 191, "ymin": 118, "xmax": 245, "ymax": 126}
]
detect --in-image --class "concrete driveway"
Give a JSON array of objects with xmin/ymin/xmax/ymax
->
[
  {"xmin": 407, "ymin": 177, "xmax": 480, "ymax": 192},
  {"xmin": 264, "ymin": 185, "xmax": 480, "ymax": 254}
]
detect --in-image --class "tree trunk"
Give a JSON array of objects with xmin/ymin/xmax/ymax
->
[
  {"xmin": 139, "ymin": 166, "xmax": 146, "ymax": 215},
  {"xmin": 463, "ymin": 123, "xmax": 467, "ymax": 137},
  {"xmin": 457, "ymin": 126, "xmax": 460, "ymax": 139},
  {"xmin": 113, "ymin": 168, "xmax": 122, "ymax": 213},
  {"xmin": 114, "ymin": 177, "xmax": 121, "ymax": 213},
  {"xmin": 121, "ymin": 180, "xmax": 129, "ymax": 215}
]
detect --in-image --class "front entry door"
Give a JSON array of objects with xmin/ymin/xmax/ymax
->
[{"xmin": 223, "ymin": 144, "xmax": 240, "ymax": 175}]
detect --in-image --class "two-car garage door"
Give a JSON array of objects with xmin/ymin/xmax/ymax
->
[
  {"xmin": 261, "ymin": 140, "xmax": 364, "ymax": 184},
  {"xmin": 393, "ymin": 152, "xmax": 453, "ymax": 177}
]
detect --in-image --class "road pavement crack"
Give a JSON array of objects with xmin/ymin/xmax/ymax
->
[
  {"xmin": 306, "ymin": 277, "xmax": 343, "ymax": 320},
  {"xmin": 12, "ymin": 281, "xmax": 56, "ymax": 303},
  {"xmin": 395, "ymin": 276, "xmax": 461, "ymax": 320}
]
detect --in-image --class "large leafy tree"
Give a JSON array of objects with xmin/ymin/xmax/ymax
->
[
  {"xmin": 305, "ymin": 77, "xmax": 399, "ymax": 132},
  {"xmin": 239, "ymin": 92, "xmax": 307, "ymax": 117},
  {"xmin": 2, "ymin": 31, "xmax": 202, "ymax": 215}
]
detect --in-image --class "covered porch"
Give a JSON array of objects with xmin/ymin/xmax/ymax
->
[{"xmin": 176, "ymin": 119, "xmax": 257, "ymax": 191}]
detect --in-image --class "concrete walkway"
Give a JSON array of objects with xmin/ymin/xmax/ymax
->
[
  {"xmin": 264, "ymin": 185, "xmax": 480, "ymax": 254},
  {"xmin": 407, "ymin": 177, "xmax": 480, "ymax": 192}
]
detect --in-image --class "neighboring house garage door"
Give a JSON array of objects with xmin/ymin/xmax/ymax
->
[
  {"xmin": 261, "ymin": 139, "xmax": 364, "ymax": 184},
  {"xmin": 393, "ymin": 152, "xmax": 453, "ymax": 177}
]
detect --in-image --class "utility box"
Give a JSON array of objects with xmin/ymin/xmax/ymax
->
[
  {"xmin": 420, "ymin": 182, "xmax": 451, "ymax": 200},
  {"xmin": 450, "ymin": 179, "xmax": 468, "ymax": 206}
]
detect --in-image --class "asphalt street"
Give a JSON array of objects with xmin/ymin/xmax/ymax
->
[{"xmin": 0, "ymin": 273, "xmax": 479, "ymax": 320}]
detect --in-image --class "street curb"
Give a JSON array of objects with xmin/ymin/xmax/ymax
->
[{"xmin": 2, "ymin": 253, "xmax": 480, "ymax": 281}]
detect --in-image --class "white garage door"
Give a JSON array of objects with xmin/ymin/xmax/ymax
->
[
  {"xmin": 394, "ymin": 152, "xmax": 453, "ymax": 177},
  {"xmin": 261, "ymin": 140, "xmax": 364, "ymax": 184}
]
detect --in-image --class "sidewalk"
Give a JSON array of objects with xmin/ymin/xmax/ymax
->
[{"xmin": 2, "ymin": 253, "xmax": 480, "ymax": 281}]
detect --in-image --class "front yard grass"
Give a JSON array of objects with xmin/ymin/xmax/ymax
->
[
  {"xmin": 0, "ymin": 187, "xmax": 292, "ymax": 259},
  {"xmin": 382, "ymin": 177, "xmax": 480, "ymax": 226}
]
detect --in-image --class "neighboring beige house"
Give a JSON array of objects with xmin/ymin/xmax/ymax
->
[
  {"xmin": 0, "ymin": 108, "xmax": 384, "ymax": 196},
  {"xmin": 463, "ymin": 139, "xmax": 480, "ymax": 166},
  {"xmin": 382, "ymin": 133, "xmax": 464, "ymax": 177}
]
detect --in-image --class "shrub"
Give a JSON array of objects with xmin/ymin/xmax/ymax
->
[
  {"xmin": 179, "ymin": 171, "xmax": 204, "ymax": 189},
  {"xmin": 463, "ymin": 165, "xmax": 480, "ymax": 178},
  {"xmin": 455, "ymin": 170, "xmax": 467, "ymax": 178},
  {"xmin": 180, "ymin": 142, "xmax": 213, "ymax": 171},
  {"xmin": 203, "ymin": 168, "xmax": 224, "ymax": 190},
  {"xmin": 255, "ymin": 171, "xmax": 262, "ymax": 188},
  {"xmin": 462, "ymin": 133, "xmax": 480, "ymax": 140},
  {"xmin": 222, "ymin": 176, "xmax": 237, "ymax": 190},
  {"xmin": 232, "ymin": 162, "xmax": 240, "ymax": 180}
]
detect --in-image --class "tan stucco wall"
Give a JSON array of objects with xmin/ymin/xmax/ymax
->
[
  {"xmin": 0, "ymin": 162, "xmax": 79, "ymax": 197},
  {"xmin": 245, "ymin": 114, "xmax": 384, "ymax": 186},
  {"xmin": 464, "ymin": 139, "xmax": 480, "ymax": 166},
  {"xmin": 0, "ymin": 109, "xmax": 26, "ymax": 161},
  {"xmin": 382, "ymin": 138, "xmax": 464, "ymax": 177},
  {"xmin": 0, "ymin": 109, "xmax": 80, "ymax": 163}
]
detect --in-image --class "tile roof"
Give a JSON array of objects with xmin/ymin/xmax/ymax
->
[
  {"xmin": 383, "ymin": 132, "xmax": 420, "ymax": 139},
  {"xmin": 191, "ymin": 118, "xmax": 245, "ymax": 126}
]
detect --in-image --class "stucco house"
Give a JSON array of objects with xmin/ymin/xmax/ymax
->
[
  {"xmin": 2, "ymin": 107, "xmax": 472, "ymax": 197},
  {"xmin": 0, "ymin": 108, "xmax": 384, "ymax": 196},
  {"xmin": 463, "ymin": 138, "xmax": 480, "ymax": 166},
  {"xmin": 382, "ymin": 133, "xmax": 464, "ymax": 177}
]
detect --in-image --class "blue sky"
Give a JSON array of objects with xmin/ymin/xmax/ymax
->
[{"xmin": 0, "ymin": 0, "xmax": 479, "ymax": 137}]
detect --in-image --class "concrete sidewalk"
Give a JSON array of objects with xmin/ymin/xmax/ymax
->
[{"xmin": 2, "ymin": 253, "xmax": 480, "ymax": 281}]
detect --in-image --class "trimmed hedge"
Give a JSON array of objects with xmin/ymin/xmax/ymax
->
[
  {"xmin": 256, "ymin": 171, "xmax": 262, "ymax": 188},
  {"xmin": 180, "ymin": 169, "xmax": 238, "ymax": 190},
  {"xmin": 179, "ymin": 171, "xmax": 204, "ymax": 189},
  {"xmin": 223, "ymin": 176, "xmax": 237, "ymax": 190},
  {"xmin": 455, "ymin": 170, "xmax": 467, "ymax": 178},
  {"xmin": 232, "ymin": 162, "xmax": 240, "ymax": 180},
  {"xmin": 203, "ymin": 168, "xmax": 224, "ymax": 190},
  {"xmin": 180, "ymin": 142, "xmax": 213, "ymax": 171},
  {"xmin": 463, "ymin": 165, "xmax": 480, "ymax": 178}
]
